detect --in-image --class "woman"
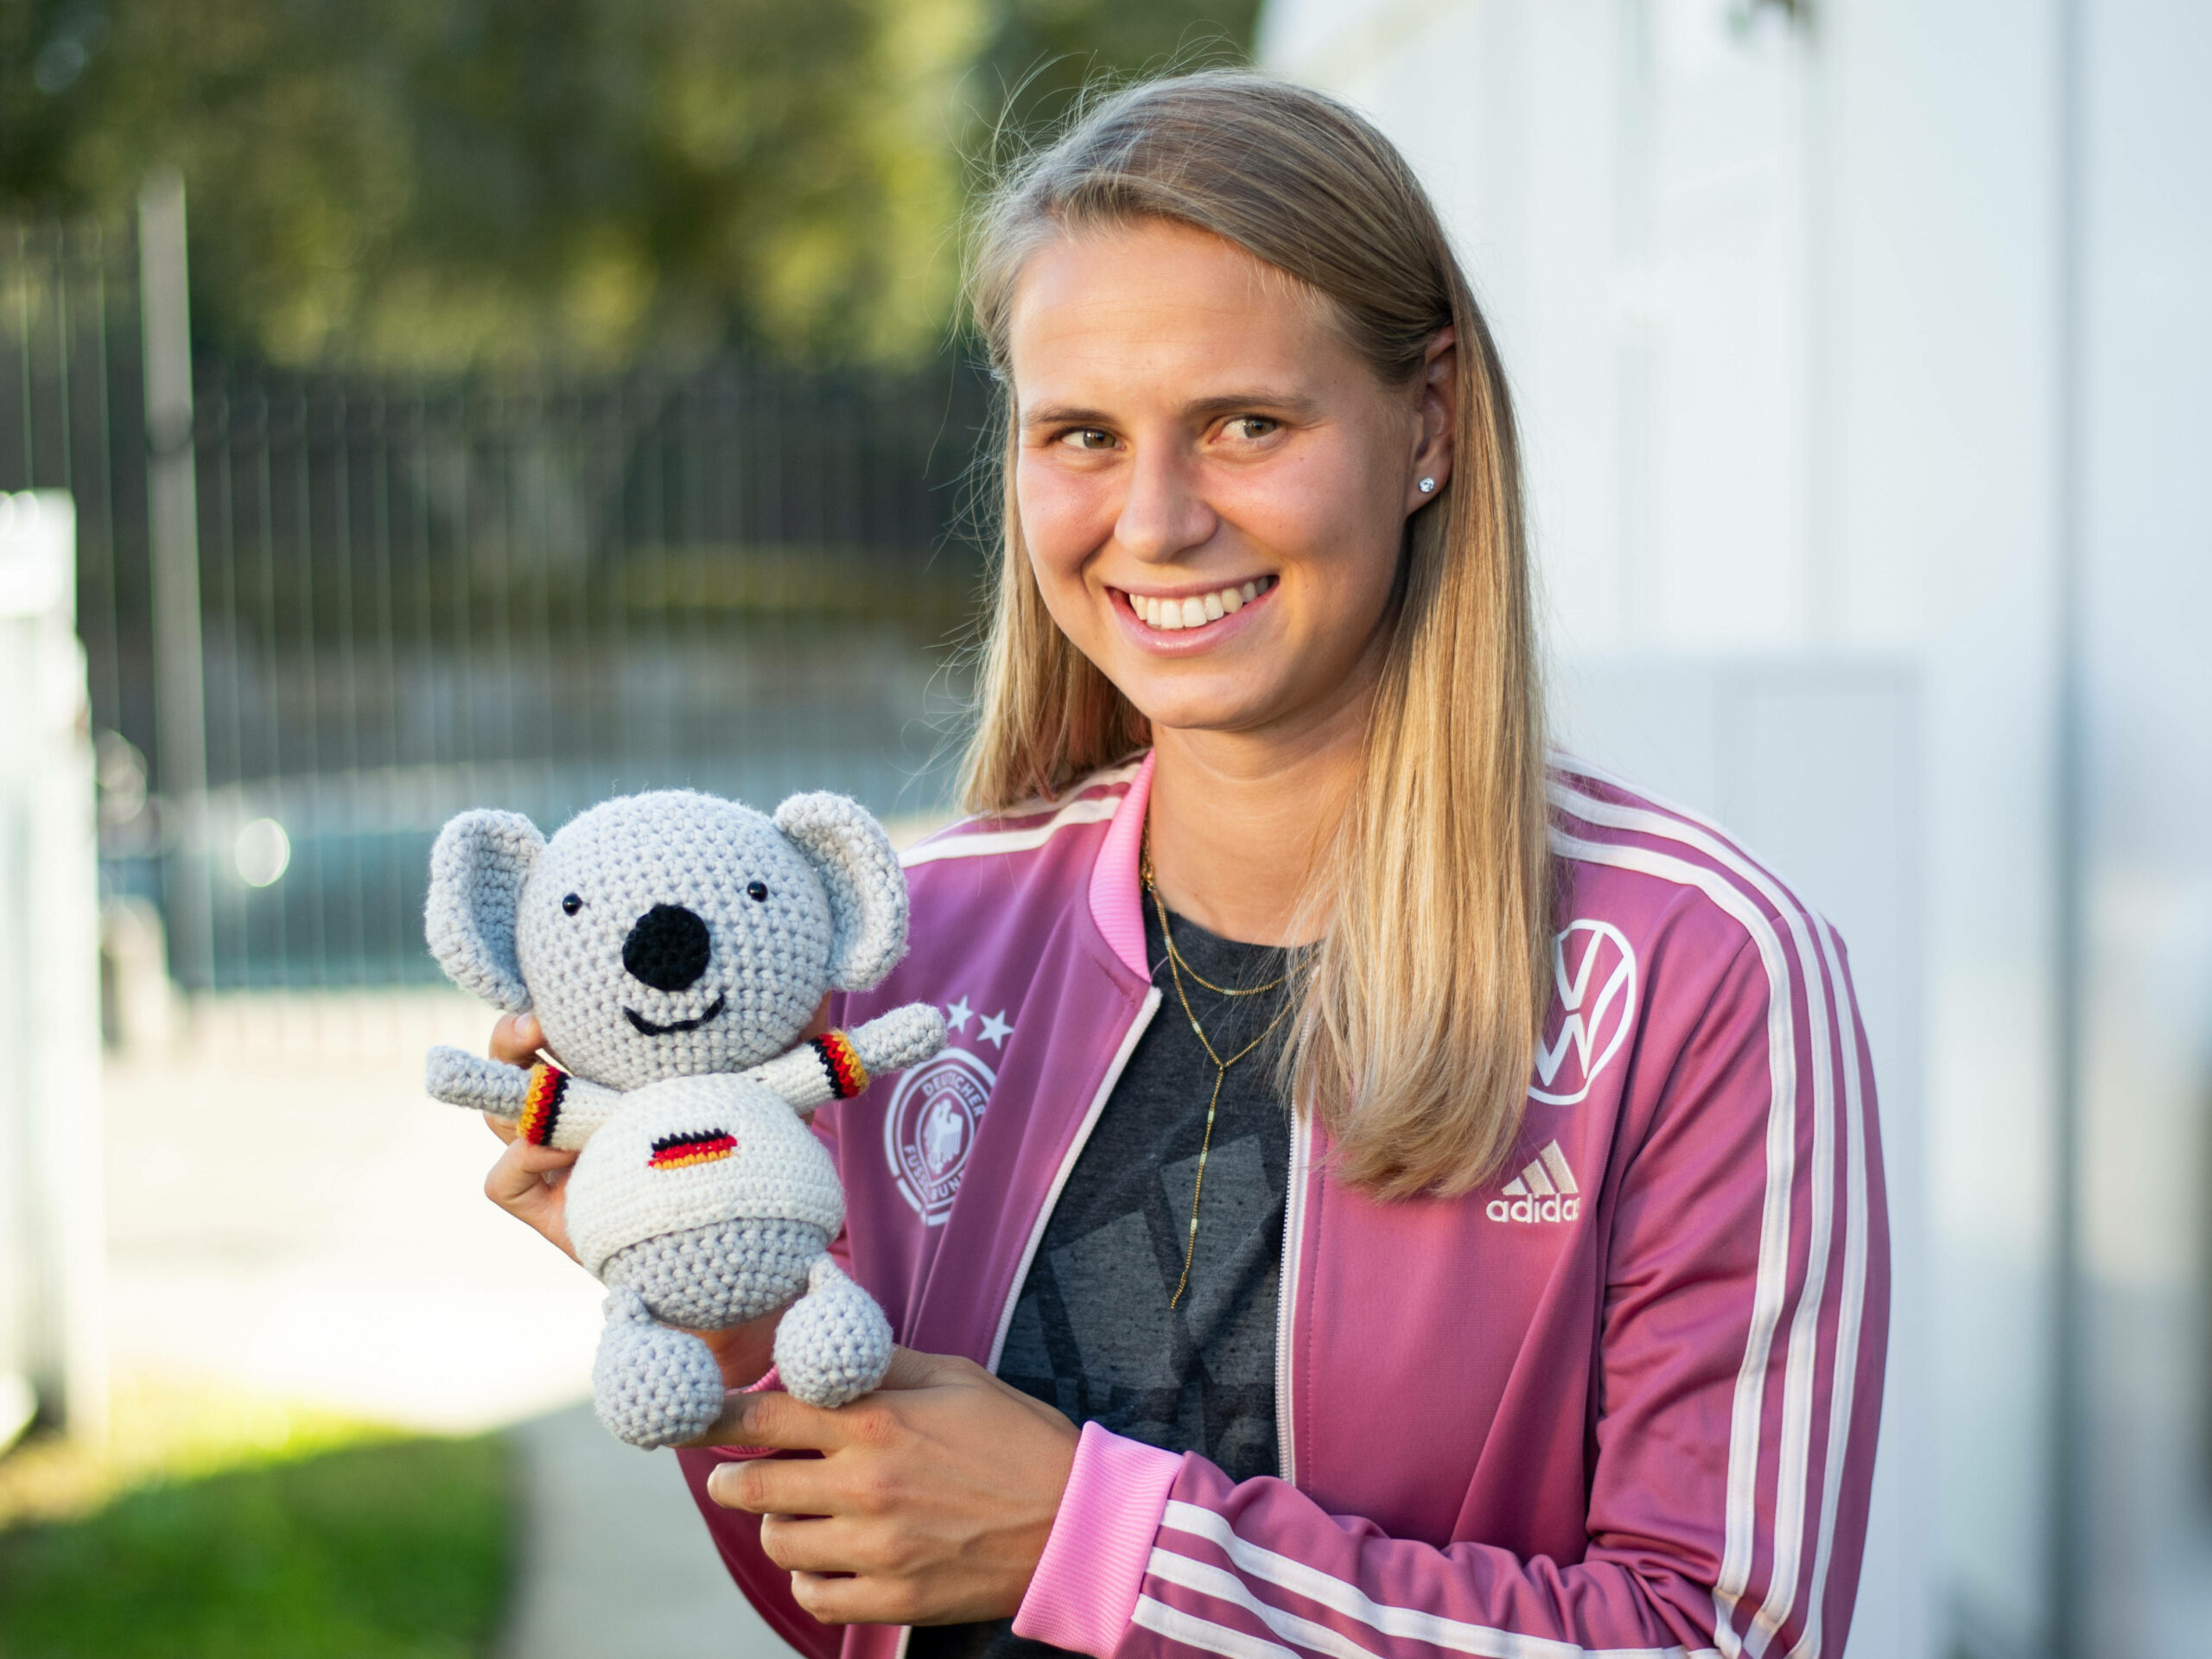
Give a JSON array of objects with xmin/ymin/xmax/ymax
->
[{"xmin": 484, "ymin": 72, "xmax": 1888, "ymax": 1659}]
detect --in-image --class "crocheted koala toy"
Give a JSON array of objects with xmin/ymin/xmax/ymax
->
[{"xmin": 420, "ymin": 789, "xmax": 945, "ymax": 1449}]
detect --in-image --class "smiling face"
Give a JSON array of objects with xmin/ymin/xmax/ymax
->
[
  {"xmin": 513, "ymin": 791, "xmax": 836, "ymax": 1090},
  {"xmin": 1007, "ymin": 219, "xmax": 1451, "ymax": 747}
]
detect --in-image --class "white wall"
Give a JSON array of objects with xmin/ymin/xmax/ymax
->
[
  {"xmin": 1262, "ymin": 1, "xmax": 2212, "ymax": 1654},
  {"xmin": 2073, "ymin": 4, "xmax": 2212, "ymax": 1648},
  {"xmin": 0, "ymin": 490, "xmax": 105, "ymax": 1443}
]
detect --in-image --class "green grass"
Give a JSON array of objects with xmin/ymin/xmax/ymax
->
[{"xmin": 0, "ymin": 1380, "xmax": 513, "ymax": 1659}]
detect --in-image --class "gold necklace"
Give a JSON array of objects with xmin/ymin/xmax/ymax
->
[
  {"xmin": 1139, "ymin": 841, "xmax": 1292, "ymax": 1001},
  {"xmin": 1141, "ymin": 842, "xmax": 1292, "ymax": 1310}
]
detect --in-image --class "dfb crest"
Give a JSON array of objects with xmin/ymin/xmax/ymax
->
[{"xmin": 883, "ymin": 1046, "xmax": 995, "ymax": 1224}]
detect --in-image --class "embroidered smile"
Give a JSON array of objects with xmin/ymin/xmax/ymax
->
[
  {"xmin": 625, "ymin": 994, "xmax": 726, "ymax": 1037},
  {"xmin": 1123, "ymin": 575, "xmax": 1275, "ymax": 632}
]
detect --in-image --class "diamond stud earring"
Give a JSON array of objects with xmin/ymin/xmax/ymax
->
[{"xmin": 1417, "ymin": 477, "xmax": 1437, "ymax": 494}]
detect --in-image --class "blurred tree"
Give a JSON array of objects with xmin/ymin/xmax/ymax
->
[
  {"xmin": 968, "ymin": 0, "xmax": 1258, "ymax": 160},
  {"xmin": 0, "ymin": 0, "xmax": 1256, "ymax": 368}
]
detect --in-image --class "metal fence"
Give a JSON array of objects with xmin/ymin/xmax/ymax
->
[{"xmin": 2, "ymin": 216, "xmax": 995, "ymax": 992}]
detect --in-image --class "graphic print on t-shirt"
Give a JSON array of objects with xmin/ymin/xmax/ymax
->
[
  {"xmin": 998, "ymin": 1124, "xmax": 1285, "ymax": 1477},
  {"xmin": 994, "ymin": 899, "xmax": 1291, "ymax": 1481}
]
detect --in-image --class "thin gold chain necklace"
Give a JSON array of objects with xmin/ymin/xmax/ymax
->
[{"xmin": 1141, "ymin": 840, "xmax": 1292, "ymax": 1309}]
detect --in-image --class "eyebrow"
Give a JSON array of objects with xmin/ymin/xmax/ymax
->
[{"xmin": 1019, "ymin": 390, "xmax": 1325, "ymax": 430}]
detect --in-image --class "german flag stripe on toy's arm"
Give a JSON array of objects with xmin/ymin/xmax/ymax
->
[
  {"xmin": 810, "ymin": 1030, "xmax": 870, "ymax": 1099},
  {"xmin": 518, "ymin": 1063, "xmax": 569, "ymax": 1146}
]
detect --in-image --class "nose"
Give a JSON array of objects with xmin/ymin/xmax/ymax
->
[
  {"xmin": 1116, "ymin": 444, "xmax": 1217, "ymax": 566},
  {"xmin": 622, "ymin": 903, "xmax": 712, "ymax": 992}
]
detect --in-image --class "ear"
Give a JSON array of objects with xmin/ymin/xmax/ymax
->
[
  {"xmin": 425, "ymin": 810, "xmax": 544, "ymax": 1012},
  {"xmin": 772, "ymin": 792, "xmax": 909, "ymax": 991}
]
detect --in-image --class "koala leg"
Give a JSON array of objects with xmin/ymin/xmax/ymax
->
[
  {"xmin": 772, "ymin": 1255, "xmax": 894, "ymax": 1409},
  {"xmin": 592, "ymin": 1284, "xmax": 727, "ymax": 1449}
]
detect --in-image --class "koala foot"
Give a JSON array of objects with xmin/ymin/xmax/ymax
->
[
  {"xmin": 772, "ymin": 1256, "xmax": 893, "ymax": 1408},
  {"xmin": 592, "ymin": 1284, "xmax": 727, "ymax": 1449}
]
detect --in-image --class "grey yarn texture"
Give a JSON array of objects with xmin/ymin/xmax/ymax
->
[
  {"xmin": 595, "ymin": 1285, "xmax": 729, "ymax": 1447},
  {"xmin": 422, "ymin": 788, "xmax": 945, "ymax": 1446}
]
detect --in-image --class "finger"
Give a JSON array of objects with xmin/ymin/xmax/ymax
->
[
  {"xmin": 789, "ymin": 1569, "xmax": 918, "ymax": 1629},
  {"xmin": 706, "ymin": 1452, "xmax": 844, "ymax": 1517},
  {"xmin": 757, "ymin": 1512, "xmax": 873, "ymax": 1577},
  {"xmin": 485, "ymin": 1138, "xmax": 577, "ymax": 1205},
  {"xmin": 489, "ymin": 1012, "xmax": 544, "ymax": 1068},
  {"xmin": 677, "ymin": 1371, "xmax": 791, "ymax": 1451},
  {"xmin": 484, "ymin": 1111, "xmax": 520, "ymax": 1145},
  {"xmin": 702, "ymin": 1389, "xmax": 855, "ymax": 1460},
  {"xmin": 799, "ymin": 992, "xmax": 832, "ymax": 1042},
  {"xmin": 871, "ymin": 1344, "xmax": 987, "ymax": 1393}
]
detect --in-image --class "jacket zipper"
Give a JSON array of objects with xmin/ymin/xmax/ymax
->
[
  {"xmin": 1274, "ymin": 1105, "xmax": 1310, "ymax": 1487},
  {"xmin": 985, "ymin": 987, "xmax": 1163, "ymax": 1373},
  {"xmin": 895, "ymin": 989, "xmax": 1160, "ymax": 1659}
]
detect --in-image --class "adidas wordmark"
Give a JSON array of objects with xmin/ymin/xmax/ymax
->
[{"xmin": 1487, "ymin": 1140, "xmax": 1580, "ymax": 1224}]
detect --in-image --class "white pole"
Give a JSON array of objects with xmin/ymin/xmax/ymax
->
[{"xmin": 138, "ymin": 172, "xmax": 213, "ymax": 994}]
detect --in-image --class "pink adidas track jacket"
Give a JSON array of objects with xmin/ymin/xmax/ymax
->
[{"xmin": 677, "ymin": 752, "xmax": 1890, "ymax": 1659}]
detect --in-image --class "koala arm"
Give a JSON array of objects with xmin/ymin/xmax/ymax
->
[
  {"xmin": 423, "ymin": 1046, "xmax": 624, "ymax": 1151},
  {"xmin": 744, "ymin": 1002, "xmax": 950, "ymax": 1118}
]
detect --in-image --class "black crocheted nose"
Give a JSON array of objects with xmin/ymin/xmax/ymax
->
[{"xmin": 622, "ymin": 903, "xmax": 712, "ymax": 993}]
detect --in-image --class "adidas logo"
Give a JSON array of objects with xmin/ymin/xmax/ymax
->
[{"xmin": 1486, "ymin": 1140, "xmax": 1581, "ymax": 1224}]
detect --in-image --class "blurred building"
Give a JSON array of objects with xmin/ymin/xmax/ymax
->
[{"xmin": 1258, "ymin": 1, "xmax": 2211, "ymax": 1654}]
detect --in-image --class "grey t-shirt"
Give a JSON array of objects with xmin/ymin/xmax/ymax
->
[{"xmin": 908, "ymin": 900, "xmax": 1292, "ymax": 1659}]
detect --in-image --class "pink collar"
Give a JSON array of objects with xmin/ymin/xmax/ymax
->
[{"xmin": 1086, "ymin": 749, "xmax": 1154, "ymax": 980}]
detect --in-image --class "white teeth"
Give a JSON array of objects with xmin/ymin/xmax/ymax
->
[{"xmin": 1129, "ymin": 581, "xmax": 1273, "ymax": 630}]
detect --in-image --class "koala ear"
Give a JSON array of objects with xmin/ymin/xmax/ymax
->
[
  {"xmin": 425, "ymin": 809, "xmax": 544, "ymax": 1012},
  {"xmin": 772, "ymin": 791, "xmax": 910, "ymax": 991}
]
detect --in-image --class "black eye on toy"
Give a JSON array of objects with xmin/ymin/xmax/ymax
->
[
  {"xmin": 562, "ymin": 893, "xmax": 583, "ymax": 916},
  {"xmin": 747, "ymin": 880, "xmax": 769, "ymax": 902}
]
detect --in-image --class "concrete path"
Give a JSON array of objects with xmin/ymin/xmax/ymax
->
[{"xmin": 501, "ymin": 1403, "xmax": 791, "ymax": 1659}]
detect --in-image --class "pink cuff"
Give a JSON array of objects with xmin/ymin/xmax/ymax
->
[{"xmin": 1013, "ymin": 1423, "xmax": 1182, "ymax": 1656}]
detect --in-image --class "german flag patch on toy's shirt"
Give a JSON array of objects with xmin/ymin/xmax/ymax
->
[{"xmin": 648, "ymin": 1129, "xmax": 739, "ymax": 1171}]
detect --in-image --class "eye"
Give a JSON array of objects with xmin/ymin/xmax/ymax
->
[
  {"xmin": 1225, "ymin": 416, "xmax": 1280, "ymax": 442},
  {"xmin": 746, "ymin": 880, "xmax": 768, "ymax": 902},
  {"xmin": 561, "ymin": 893, "xmax": 583, "ymax": 916},
  {"xmin": 1056, "ymin": 427, "xmax": 1116, "ymax": 452}
]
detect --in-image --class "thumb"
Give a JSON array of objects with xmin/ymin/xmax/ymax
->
[{"xmin": 490, "ymin": 1011, "xmax": 546, "ymax": 1068}]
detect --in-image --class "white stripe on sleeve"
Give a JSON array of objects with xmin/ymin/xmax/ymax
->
[
  {"xmin": 1160, "ymin": 1502, "xmax": 1719, "ymax": 1659},
  {"xmin": 1552, "ymin": 763, "xmax": 1866, "ymax": 1659}
]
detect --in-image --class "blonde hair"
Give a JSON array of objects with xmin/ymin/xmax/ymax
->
[{"xmin": 959, "ymin": 72, "xmax": 1550, "ymax": 1198}]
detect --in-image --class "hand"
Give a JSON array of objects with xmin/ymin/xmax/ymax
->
[
  {"xmin": 480, "ymin": 1013, "xmax": 582, "ymax": 1261},
  {"xmin": 698, "ymin": 1347, "xmax": 1080, "ymax": 1626}
]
